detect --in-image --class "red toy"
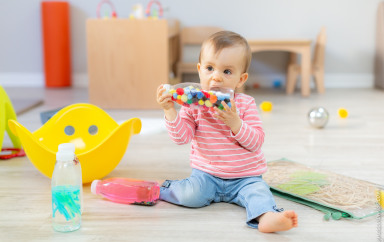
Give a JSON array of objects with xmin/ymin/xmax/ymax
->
[{"xmin": 0, "ymin": 148, "xmax": 26, "ymax": 160}]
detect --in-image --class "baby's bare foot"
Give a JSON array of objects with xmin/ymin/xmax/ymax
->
[{"xmin": 258, "ymin": 210, "xmax": 298, "ymax": 233}]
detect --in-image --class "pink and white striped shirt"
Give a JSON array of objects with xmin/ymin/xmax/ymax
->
[{"xmin": 165, "ymin": 93, "xmax": 267, "ymax": 179}]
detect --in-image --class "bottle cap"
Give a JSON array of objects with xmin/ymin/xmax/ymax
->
[
  {"xmin": 56, "ymin": 143, "xmax": 75, "ymax": 161},
  {"xmin": 91, "ymin": 180, "xmax": 100, "ymax": 194},
  {"xmin": 56, "ymin": 150, "xmax": 75, "ymax": 161},
  {"xmin": 58, "ymin": 143, "xmax": 75, "ymax": 152}
]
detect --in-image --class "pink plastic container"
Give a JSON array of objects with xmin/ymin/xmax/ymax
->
[{"xmin": 91, "ymin": 178, "xmax": 160, "ymax": 205}]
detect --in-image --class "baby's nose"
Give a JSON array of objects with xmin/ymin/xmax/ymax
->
[{"xmin": 212, "ymin": 70, "xmax": 223, "ymax": 81}]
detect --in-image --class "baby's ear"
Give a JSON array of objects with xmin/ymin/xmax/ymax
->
[
  {"xmin": 237, "ymin": 72, "xmax": 248, "ymax": 88},
  {"xmin": 197, "ymin": 63, "xmax": 201, "ymax": 72}
]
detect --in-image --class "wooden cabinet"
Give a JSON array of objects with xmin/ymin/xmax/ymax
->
[{"xmin": 87, "ymin": 19, "xmax": 180, "ymax": 109}]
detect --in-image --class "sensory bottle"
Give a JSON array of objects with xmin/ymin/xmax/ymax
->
[
  {"xmin": 57, "ymin": 143, "xmax": 83, "ymax": 213},
  {"xmin": 91, "ymin": 178, "xmax": 160, "ymax": 205},
  {"xmin": 51, "ymin": 143, "xmax": 82, "ymax": 232},
  {"xmin": 162, "ymin": 82, "xmax": 234, "ymax": 110}
]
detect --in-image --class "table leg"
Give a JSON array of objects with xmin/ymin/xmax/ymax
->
[
  {"xmin": 286, "ymin": 53, "xmax": 299, "ymax": 94},
  {"xmin": 300, "ymin": 48, "xmax": 311, "ymax": 97}
]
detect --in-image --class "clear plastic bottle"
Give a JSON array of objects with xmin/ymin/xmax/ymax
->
[
  {"xmin": 51, "ymin": 143, "xmax": 82, "ymax": 232},
  {"xmin": 162, "ymin": 82, "xmax": 234, "ymax": 110},
  {"xmin": 91, "ymin": 178, "xmax": 160, "ymax": 205},
  {"xmin": 57, "ymin": 143, "xmax": 83, "ymax": 214}
]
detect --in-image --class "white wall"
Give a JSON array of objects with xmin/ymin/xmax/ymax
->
[{"xmin": 0, "ymin": 0, "xmax": 381, "ymax": 88}]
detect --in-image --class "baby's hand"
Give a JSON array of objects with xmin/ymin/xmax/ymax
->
[
  {"xmin": 213, "ymin": 99, "xmax": 242, "ymax": 135},
  {"xmin": 157, "ymin": 84, "xmax": 174, "ymax": 111}
]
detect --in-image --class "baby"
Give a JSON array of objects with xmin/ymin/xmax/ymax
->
[{"xmin": 156, "ymin": 31, "xmax": 298, "ymax": 232}]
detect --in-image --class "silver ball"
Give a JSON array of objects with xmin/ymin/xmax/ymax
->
[{"xmin": 308, "ymin": 107, "xmax": 329, "ymax": 128}]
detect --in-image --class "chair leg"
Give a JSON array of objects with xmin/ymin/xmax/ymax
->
[{"xmin": 313, "ymin": 67, "xmax": 325, "ymax": 94}]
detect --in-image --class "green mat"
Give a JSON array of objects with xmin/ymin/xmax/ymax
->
[{"xmin": 264, "ymin": 159, "xmax": 384, "ymax": 220}]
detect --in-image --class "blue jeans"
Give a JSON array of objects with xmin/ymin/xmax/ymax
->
[{"xmin": 160, "ymin": 169, "xmax": 283, "ymax": 228}]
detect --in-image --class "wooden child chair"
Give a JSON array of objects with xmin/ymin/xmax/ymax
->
[{"xmin": 286, "ymin": 27, "xmax": 327, "ymax": 94}]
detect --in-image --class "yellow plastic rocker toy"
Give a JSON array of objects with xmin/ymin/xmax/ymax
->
[
  {"xmin": 0, "ymin": 86, "xmax": 23, "ymax": 158},
  {"xmin": 8, "ymin": 103, "xmax": 141, "ymax": 183}
]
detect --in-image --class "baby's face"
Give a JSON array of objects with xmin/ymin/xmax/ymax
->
[{"xmin": 198, "ymin": 43, "xmax": 248, "ymax": 91}]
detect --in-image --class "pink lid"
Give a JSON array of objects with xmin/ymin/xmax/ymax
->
[{"xmin": 91, "ymin": 180, "xmax": 100, "ymax": 194}]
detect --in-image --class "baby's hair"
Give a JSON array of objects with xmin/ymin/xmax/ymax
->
[{"xmin": 199, "ymin": 31, "xmax": 252, "ymax": 73}]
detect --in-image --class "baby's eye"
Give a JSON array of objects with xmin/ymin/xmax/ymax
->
[
  {"xmin": 207, "ymin": 66, "xmax": 213, "ymax": 71},
  {"xmin": 224, "ymin": 69, "xmax": 232, "ymax": 75}
]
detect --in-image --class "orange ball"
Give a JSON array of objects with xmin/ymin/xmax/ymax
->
[{"xmin": 210, "ymin": 94, "xmax": 218, "ymax": 103}]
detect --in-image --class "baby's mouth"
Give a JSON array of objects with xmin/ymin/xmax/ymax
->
[{"xmin": 209, "ymin": 85, "xmax": 222, "ymax": 90}]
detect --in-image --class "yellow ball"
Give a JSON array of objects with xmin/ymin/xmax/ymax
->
[
  {"xmin": 377, "ymin": 190, "xmax": 384, "ymax": 208},
  {"xmin": 260, "ymin": 101, "xmax": 273, "ymax": 112},
  {"xmin": 338, "ymin": 108, "xmax": 348, "ymax": 118},
  {"xmin": 205, "ymin": 100, "xmax": 212, "ymax": 108},
  {"xmin": 181, "ymin": 94, "xmax": 188, "ymax": 102}
]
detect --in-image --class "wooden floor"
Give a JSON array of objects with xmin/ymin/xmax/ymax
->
[{"xmin": 1, "ymin": 86, "xmax": 383, "ymax": 242}]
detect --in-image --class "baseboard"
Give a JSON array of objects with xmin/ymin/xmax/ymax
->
[
  {"xmin": 246, "ymin": 73, "xmax": 374, "ymax": 89},
  {"xmin": 0, "ymin": 73, "xmax": 88, "ymax": 88},
  {"xmin": 0, "ymin": 73, "xmax": 45, "ymax": 87},
  {"xmin": 0, "ymin": 72, "xmax": 374, "ymax": 88}
]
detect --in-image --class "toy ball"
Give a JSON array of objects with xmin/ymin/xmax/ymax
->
[
  {"xmin": 273, "ymin": 80, "xmax": 282, "ymax": 88},
  {"xmin": 338, "ymin": 108, "xmax": 348, "ymax": 119},
  {"xmin": 377, "ymin": 190, "xmax": 384, "ymax": 208},
  {"xmin": 260, "ymin": 101, "xmax": 273, "ymax": 112},
  {"xmin": 252, "ymin": 83, "xmax": 260, "ymax": 89},
  {"xmin": 308, "ymin": 107, "xmax": 329, "ymax": 129}
]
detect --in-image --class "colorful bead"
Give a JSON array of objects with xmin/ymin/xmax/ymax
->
[
  {"xmin": 205, "ymin": 100, "xmax": 212, "ymax": 108},
  {"xmin": 176, "ymin": 88, "xmax": 184, "ymax": 95},
  {"xmin": 217, "ymin": 93, "xmax": 225, "ymax": 101},
  {"xmin": 181, "ymin": 94, "xmax": 188, "ymax": 102},
  {"xmin": 165, "ymin": 84, "xmax": 233, "ymax": 111},
  {"xmin": 210, "ymin": 94, "xmax": 218, "ymax": 103},
  {"xmin": 197, "ymin": 91, "xmax": 204, "ymax": 99},
  {"xmin": 202, "ymin": 90, "xmax": 210, "ymax": 99}
]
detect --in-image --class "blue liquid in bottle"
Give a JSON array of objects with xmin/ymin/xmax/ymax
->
[{"xmin": 52, "ymin": 185, "xmax": 81, "ymax": 232}]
